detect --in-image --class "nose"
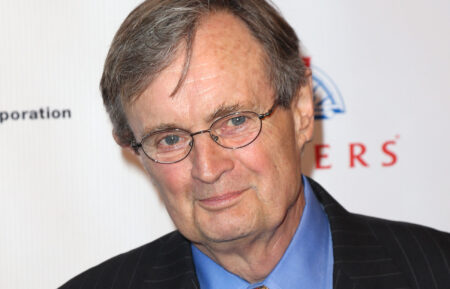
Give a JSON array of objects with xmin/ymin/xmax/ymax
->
[{"xmin": 190, "ymin": 133, "xmax": 234, "ymax": 184}]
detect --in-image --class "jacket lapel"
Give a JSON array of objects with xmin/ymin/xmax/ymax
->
[
  {"xmin": 143, "ymin": 232, "xmax": 200, "ymax": 289},
  {"xmin": 308, "ymin": 178, "xmax": 412, "ymax": 289}
]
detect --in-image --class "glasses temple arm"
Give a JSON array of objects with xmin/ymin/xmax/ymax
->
[
  {"xmin": 258, "ymin": 102, "xmax": 278, "ymax": 119},
  {"xmin": 131, "ymin": 140, "xmax": 142, "ymax": 152}
]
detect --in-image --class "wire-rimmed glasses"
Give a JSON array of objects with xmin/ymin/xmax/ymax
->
[{"xmin": 131, "ymin": 103, "xmax": 277, "ymax": 164}]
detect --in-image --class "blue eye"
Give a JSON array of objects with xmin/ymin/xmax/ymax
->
[
  {"xmin": 163, "ymin": 134, "xmax": 180, "ymax": 145},
  {"xmin": 230, "ymin": 116, "xmax": 246, "ymax": 126}
]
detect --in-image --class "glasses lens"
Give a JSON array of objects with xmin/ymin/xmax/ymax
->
[
  {"xmin": 142, "ymin": 130, "xmax": 192, "ymax": 163},
  {"xmin": 211, "ymin": 111, "xmax": 262, "ymax": 148}
]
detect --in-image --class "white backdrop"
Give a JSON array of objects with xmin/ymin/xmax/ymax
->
[{"xmin": 1, "ymin": 1, "xmax": 449, "ymax": 288}]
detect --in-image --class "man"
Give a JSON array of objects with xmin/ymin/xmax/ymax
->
[{"xmin": 60, "ymin": 0, "xmax": 449, "ymax": 288}]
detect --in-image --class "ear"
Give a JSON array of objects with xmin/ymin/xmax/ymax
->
[
  {"xmin": 112, "ymin": 130, "xmax": 139, "ymax": 156},
  {"xmin": 291, "ymin": 69, "xmax": 314, "ymax": 149}
]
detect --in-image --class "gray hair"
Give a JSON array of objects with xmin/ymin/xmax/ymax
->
[{"xmin": 100, "ymin": 0, "xmax": 307, "ymax": 146}]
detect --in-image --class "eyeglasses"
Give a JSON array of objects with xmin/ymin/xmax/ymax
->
[{"xmin": 131, "ymin": 103, "xmax": 277, "ymax": 164}]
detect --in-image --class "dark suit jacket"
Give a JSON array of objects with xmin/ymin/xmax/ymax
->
[{"xmin": 60, "ymin": 178, "xmax": 450, "ymax": 289}]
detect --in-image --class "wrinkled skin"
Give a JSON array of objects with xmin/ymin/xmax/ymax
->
[{"xmin": 124, "ymin": 12, "xmax": 314, "ymax": 282}]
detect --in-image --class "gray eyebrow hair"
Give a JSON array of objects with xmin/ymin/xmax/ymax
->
[
  {"xmin": 140, "ymin": 102, "xmax": 247, "ymax": 139},
  {"xmin": 140, "ymin": 123, "xmax": 181, "ymax": 140},
  {"xmin": 205, "ymin": 103, "xmax": 244, "ymax": 123}
]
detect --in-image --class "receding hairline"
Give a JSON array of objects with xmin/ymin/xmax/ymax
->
[
  {"xmin": 126, "ymin": 10, "xmax": 275, "ymax": 107},
  {"xmin": 103, "ymin": 0, "xmax": 307, "ymax": 147}
]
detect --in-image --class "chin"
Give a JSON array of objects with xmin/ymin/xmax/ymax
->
[
  {"xmin": 212, "ymin": 229, "xmax": 250, "ymax": 243},
  {"xmin": 196, "ymin": 218, "xmax": 260, "ymax": 244}
]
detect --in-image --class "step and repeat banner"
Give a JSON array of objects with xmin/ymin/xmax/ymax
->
[{"xmin": 1, "ymin": 0, "xmax": 449, "ymax": 288}]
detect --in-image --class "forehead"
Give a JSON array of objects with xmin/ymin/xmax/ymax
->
[{"xmin": 127, "ymin": 12, "xmax": 274, "ymax": 136}]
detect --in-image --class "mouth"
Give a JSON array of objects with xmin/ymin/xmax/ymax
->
[{"xmin": 197, "ymin": 189, "xmax": 247, "ymax": 211}]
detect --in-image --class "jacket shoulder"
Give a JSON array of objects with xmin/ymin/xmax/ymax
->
[
  {"xmin": 59, "ymin": 231, "xmax": 192, "ymax": 289},
  {"xmin": 307, "ymin": 177, "xmax": 450, "ymax": 288},
  {"xmin": 358, "ymin": 214, "xmax": 450, "ymax": 288},
  {"xmin": 359, "ymin": 213, "xmax": 450, "ymax": 251}
]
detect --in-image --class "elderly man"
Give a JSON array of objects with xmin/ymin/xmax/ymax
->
[{"xmin": 60, "ymin": 0, "xmax": 449, "ymax": 288}]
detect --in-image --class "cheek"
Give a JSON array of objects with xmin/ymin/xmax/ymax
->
[
  {"xmin": 236, "ymin": 126, "xmax": 301, "ymax": 202},
  {"xmin": 142, "ymin": 159, "xmax": 193, "ymax": 205},
  {"xmin": 142, "ymin": 160, "xmax": 200, "ymax": 234},
  {"xmin": 235, "ymin": 138, "xmax": 284, "ymax": 199},
  {"xmin": 238, "ymin": 129, "xmax": 297, "ymax": 176}
]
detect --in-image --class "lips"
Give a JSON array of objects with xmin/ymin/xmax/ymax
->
[{"xmin": 197, "ymin": 189, "xmax": 246, "ymax": 210}]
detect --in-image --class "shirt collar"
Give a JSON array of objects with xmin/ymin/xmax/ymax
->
[{"xmin": 191, "ymin": 176, "xmax": 333, "ymax": 289}]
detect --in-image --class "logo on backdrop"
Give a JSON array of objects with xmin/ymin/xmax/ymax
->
[
  {"xmin": 312, "ymin": 66, "xmax": 345, "ymax": 119},
  {"xmin": 0, "ymin": 107, "xmax": 72, "ymax": 125},
  {"xmin": 302, "ymin": 57, "xmax": 398, "ymax": 169},
  {"xmin": 302, "ymin": 57, "xmax": 345, "ymax": 120}
]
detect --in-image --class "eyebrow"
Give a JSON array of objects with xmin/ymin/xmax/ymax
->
[
  {"xmin": 140, "ymin": 123, "xmax": 181, "ymax": 140},
  {"xmin": 140, "ymin": 102, "xmax": 248, "ymax": 139},
  {"xmin": 205, "ymin": 103, "xmax": 244, "ymax": 123}
]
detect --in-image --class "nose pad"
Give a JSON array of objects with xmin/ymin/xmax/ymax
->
[{"xmin": 211, "ymin": 134, "xmax": 219, "ymax": 142}]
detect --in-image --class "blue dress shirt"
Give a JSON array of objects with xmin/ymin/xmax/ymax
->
[{"xmin": 191, "ymin": 176, "xmax": 334, "ymax": 289}]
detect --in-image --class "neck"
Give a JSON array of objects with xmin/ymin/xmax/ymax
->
[{"xmin": 193, "ymin": 187, "xmax": 306, "ymax": 283}]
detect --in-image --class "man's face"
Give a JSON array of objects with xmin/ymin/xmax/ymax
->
[{"xmin": 126, "ymin": 13, "xmax": 313, "ymax": 248}]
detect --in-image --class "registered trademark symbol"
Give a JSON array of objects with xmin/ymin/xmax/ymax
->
[{"xmin": 395, "ymin": 134, "xmax": 400, "ymax": 139}]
